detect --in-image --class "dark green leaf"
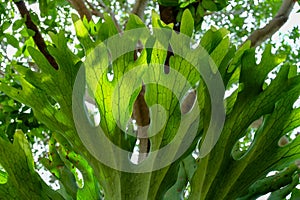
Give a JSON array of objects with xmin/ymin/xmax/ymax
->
[
  {"xmin": 202, "ymin": 0, "xmax": 218, "ymax": 11},
  {"xmin": 12, "ymin": 19, "xmax": 24, "ymax": 31},
  {"xmin": 196, "ymin": 4, "xmax": 205, "ymax": 17},
  {"xmin": 1, "ymin": 21, "xmax": 11, "ymax": 32},
  {"xmin": 39, "ymin": 0, "xmax": 48, "ymax": 17},
  {"xmin": 4, "ymin": 34, "xmax": 19, "ymax": 48},
  {"xmin": 291, "ymin": 188, "xmax": 300, "ymax": 200}
]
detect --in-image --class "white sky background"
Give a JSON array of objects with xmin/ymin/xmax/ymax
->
[{"xmin": 4, "ymin": 0, "xmax": 300, "ymax": 195}]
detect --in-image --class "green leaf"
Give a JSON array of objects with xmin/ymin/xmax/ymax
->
[
  {"xmin": 202, "ymin": 0, "xmax": 218, "ymax": 11},
  {"xmin": 180, "ymin": 9, "xmax": 194, "ymax": 37},
  {"xmin": 124, "ymin": 15, "xmax": 151, "ymax": 47},
  {"xmin": 200, "ymin": 27, "xmax": 229, "ymax": 54},
  {"xmin": 228, "ymin": 40, "xmax": 251, "ymax": 73},
  {"xmin": 179, "ymin": 0, "xmax": 198, "ymax": 8},
  {"xmin": 126, "ymin": 14, "xmax": 146, "ymax": 31},
  {"xmin": 164, "ymin": 163, "xmax": 187, "ymax": 199},
  {"xmin": 240, "ymin": 44, "xmax": 286, "ymax": 96},
  {"xmin": 210, "ymin": 36, "xmax": 230, "ymax": 71},
  {"xmin": 190, "ymin": 30, "xmax": 300, "ymax": 199},
  {"xmin": 0, "ymin": 3, "xmax": 5, "ymax": 14},
  {"xmin": 72, "ymin": 14, "xmax": 94, "ymax": 53},
  {"xmin": 291, "ymin": 188, "xmax": 300, "ymax": 200},
  {"xmin": 0, "ymin": 130, "xmax": 64, "ymax": 199},
  {"xmin": 5, "ymin": 34, "xmax": 19, "ymax": 48},
  {"xmin": 39, "ymin": 0, "xmax": 48, "ymax": 17},
  {"xmin": 1, "ymin": 21, "xmax": 11, "ymax": 32},
  {"xmin": 152, "ymin": 10, "xmax": 173, "ymax": 29},
  {"xmin": 237, "ymin": 163, "xmax": 299, "ymax": 200},
  {"xmin": 164, "ymin": 155, "xmax": 197, "ymax": 199},
  {"xmin": 41, "ymin": 135, "xmax": 101, "ymax": 199},
  {"xmin": 268, "ymin": 173, "xmax": 299, "ymax": 200},
  {"xmin": 196, "ymin": 4, "xmax": 206, "ymax": 17},
  {"xmin": 29, "ymin": 12, "xmax": 40, "ymax": 26},
  {"xmin": 0, "ymin": 20, "xmax": 119, "ymax": 200},
  {"xmin": 20, "ymin": 27, "xmax": 29, "ymax": 37},
  {"xmin": 1, "ymin": 5, "xmax": 299, "ymax": 200},
  {"xmin": 12, "ymin": 19, "xmax": 24, "ymax": 31},
  {"xmin": 98, "ymin": 13, "xmax": 119, "ymax": 41}
]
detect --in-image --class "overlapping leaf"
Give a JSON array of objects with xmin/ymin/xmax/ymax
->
[{"xmin": 0, "ymin": 130, "xmax": 64, "ymax": 199}]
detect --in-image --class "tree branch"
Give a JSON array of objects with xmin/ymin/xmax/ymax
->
[
  {"xmin": 85, "ymin": 0, "xmax": 104, "ymax": 19},
  {"xmin": 132, "ymin": 0, "xmax": 149, "ymax": 20},
  {"xmin": 133, "ymin": 85, "xmax": 150, "ymax": 163},
  {"xmin": 14, "ymin": 0, "xmax": 58, "ymax": 70},
  {"xmin": 67, "ymin": 0, "xmax": 92, "ymax": 21},
  {"xmin": 245, "ymin": 0, "xmax": 296, "ymax": 48}
]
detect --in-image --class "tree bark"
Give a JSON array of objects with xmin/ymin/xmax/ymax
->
[
  {"xmin": 132, "ymin": 0, "xmax": 149, "ymax": 20},
  {"xmin": 245, "ymin": 0, "xmax": 296, "ymax": 47},
  {"xmin": 133, "ymin": 86, "xmax": 150, "ymax": 163},
  {"xmin": 14, "ymin": 0, "xmax": 58, "ymax": 70},
  {"xmin": 67, "ymin": 0, "xmax": 92, "ymax": 21}
]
